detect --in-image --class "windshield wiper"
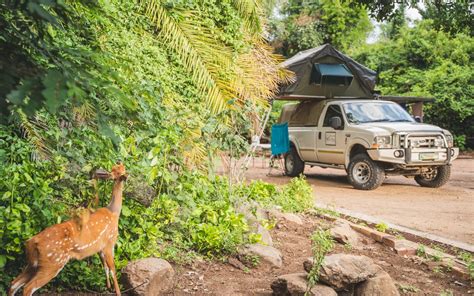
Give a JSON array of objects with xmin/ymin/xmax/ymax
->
[
  {"xmin": 361, "ymin": 119, "xmax": 392, "ymax": 123},
  {"xmin": 389, "ymin": 119, "xmax": 413, "ymax": 122}
]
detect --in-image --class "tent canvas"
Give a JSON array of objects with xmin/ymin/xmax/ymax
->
[{"xmin": 278, "ymin": 44, "xmax": 377, "ymax": 100}]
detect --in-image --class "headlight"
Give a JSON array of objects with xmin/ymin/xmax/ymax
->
[
  {"xmin": 434, "ymin": 136, "xmax": 444, "ymax": 148},
  {"xmin": 373, "ymin": 136, "xmax": 392, "ymax": 149},
  {"xmin": 445, "ymin": 134, "xmax": 453, "ymax": 148},
  {"xmin": 410, "ymin": 139, "xmax": 420, "ymax": 148}
]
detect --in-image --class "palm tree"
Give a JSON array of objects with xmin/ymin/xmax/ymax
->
[{"xmin": 141, "ymin": 0, "xmax": 292, "ymax": 113}]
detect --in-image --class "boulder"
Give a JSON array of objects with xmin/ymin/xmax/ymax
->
[
  {"xmin": 354, "ymin": 270, "xmax": 400, "ymax": 296},
  {"xmin": 228, "ymin": 257, "xmax": 246, "ymax": 270},
  {"xmin": 257, "ymin": 224, "xmax": 273, "ymax": 246},
  {"xmin": 310, "ymin": 284, "xmax": 339, "ymax": 296},
  {"xmin": 121, "ymin": 258, "xmax": 174, "ymax": 296},
  {"xmin": 268, "ymin": 209, "xmax": 303, "ymax": 226},
  {"xmin": 271, "ymin": 273, "xmax": 337, "ymax": 296},
  {"xmin": 239, "ymin": 244, "xmax": 282, "ymax": 268},
  {"xmin": 235, "ymin": 201, "xmax": 268, "ymax": 229},
  {"xmin": 330, "ymin": 220, "xmax": 367, "ymax": 248},
  {"xmin": 303, "ymin": 257, "xmax": 314, "ymax": 273},
  {"xmin": 304, "ymin": 254, "xmax": 380, "ymax": 290}
]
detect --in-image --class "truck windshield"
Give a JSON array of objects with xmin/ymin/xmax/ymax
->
[{"xmin": 343, "ymin": 102, "xmax": 415, "ymax": 124}]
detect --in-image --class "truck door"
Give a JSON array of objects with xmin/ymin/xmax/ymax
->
[
  {"xmin": 316, "ymin": 104, "xmax": 346, "ymax": 165},
  {"xmin": 291, "ymin": 127, "xmax": 318, "ymax": 162}
]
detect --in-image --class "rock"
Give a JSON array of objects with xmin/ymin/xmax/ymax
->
[
  {"xmin": 271, "ymin": 273, "xmax": 337, "ymax": 296},
  {"xmin": 257, "ymin": 224, "xmax": 273, "ymax": 246},
  {"xmin": 310, "ymin": 284, "xmax": 339, "ymax": 296},
  {"xmin": 121, "ymin": 258, "xmax": 174, "ymax": 296},
  {"xmin": 271, "ymin": 273, "xmax": 307, "ymax": 295},
  {"xmin": 354, "ymin": 270, "xmax": 400, "ymax": 296},
  {"xmin": 235, "ymin": 201, "xmax": 268, "ymax": 229},
  {"xmin": 330, "ymin": 219, "xmax": 367, "ymax": 248},
  {"xmin": 281, "ymin": 213, "xmax": 303, "ymax": 225},
  {"xmin": 303, "ymin": 257, "xmax": 314, "ymax": 273},
  {"xmin": 228, "ymin": 257, "xmax": 246, "ymax": 270},
  {"xmin": 239, "ymin": 244, "xmax": 282, "ymax": 268},
  {"xmin": 305, "ymin": 254, "xmax": 380, "ymax": 290},
  {"xmin": 124, "ymin": 178, "xmax": 157, "ymax": 206},
  {"xmin": 268, "ymin": 209, "xmax": 303, "ymax": 225},
  {"xmin": 393, "ymin": 240, "xmax": 418, "ymax": 256}
]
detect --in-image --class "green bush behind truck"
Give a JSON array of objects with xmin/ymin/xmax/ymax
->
[{"xmin": 279, "ymin": 99, "xmax": 459, "ymax": 190}]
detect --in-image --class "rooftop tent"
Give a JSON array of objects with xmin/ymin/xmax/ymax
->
[{"xmin": 278, "ymin": 44, "xmax": 377, "ymax": 100}]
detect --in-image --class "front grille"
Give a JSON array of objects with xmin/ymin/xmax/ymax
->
[
  {"xmin": 399, "ymin": 134, "xmax": 406, "ymax": 148},
  {"xmin": 407, "ymin": 136, "xmax": 443, "ymax": 148}
]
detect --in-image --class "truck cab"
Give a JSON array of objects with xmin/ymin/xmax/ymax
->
[{"xmin": 279, "ymin": 99, "xmax": 459, "ymax": 190}]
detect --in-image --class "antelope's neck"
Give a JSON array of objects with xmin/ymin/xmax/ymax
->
[{"xmin": 108, "ymin": 179, "xmax": 124, "ymax": 214}]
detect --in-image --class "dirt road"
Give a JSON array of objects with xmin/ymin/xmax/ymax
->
[{"xmin": 245, "ymin": 158, "xmax": 474, "ymax": 245}]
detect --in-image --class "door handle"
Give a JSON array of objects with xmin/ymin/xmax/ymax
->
[{"xmin": 318, "ymin": 132, "xmax": 322, "ymax": 140}]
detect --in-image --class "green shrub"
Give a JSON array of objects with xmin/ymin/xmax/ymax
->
[
  {"xmin": 0, "ymin": 127, "xmax": 251, "ymax": 292},
  {"xmin": 307, "ymin": 229, "xmax": 334, "ymax": 291},
  {"xmin": 375, "ymin": 222, "xmax": 389, "ymax": 233},
  {"xmin": 187, "ymin": 201, "xmax": 248, "ymax": 255},
  {"xmin": 242, "ymin": 175, "xmax": 314, "ymax": 213},
  {"xmin": 279, "ymin": 176, "xmax": 314, "ymax": 212}
]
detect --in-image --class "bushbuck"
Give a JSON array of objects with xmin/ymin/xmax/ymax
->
[{"xmin": 8, "ymin": 163, "xmax": 127, "ymax": 296}]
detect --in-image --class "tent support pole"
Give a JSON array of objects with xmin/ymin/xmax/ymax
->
[{"xmin": 237, "ymin": 100, "xmax": 274, "ymax": 181}]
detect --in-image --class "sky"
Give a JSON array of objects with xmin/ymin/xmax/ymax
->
[{"xmin": 367, "ymin": 5, "xmax": 423, "ymax": 44}]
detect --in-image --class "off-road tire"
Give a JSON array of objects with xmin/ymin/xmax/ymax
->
[
  {"xmin": 284, "ymin": 146, "xmax": 305, "ymax": 177},
  {"xmin": 347, "ymin": 153, "xmax": 385, "ymax": 190},
  {"xmin": 414, "ymin": 165, "xmax": 451, "ymax": 188}
]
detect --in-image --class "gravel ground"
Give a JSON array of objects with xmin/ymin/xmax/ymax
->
[{"xmin": 244, "ymin": 158, "xmax": 474, "ymax": 245}]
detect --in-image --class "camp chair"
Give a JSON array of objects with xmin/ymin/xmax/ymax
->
[
  {"xmin": 268, "ymin": 122, "xmax": 289, "ymax": 176},
  {"xmin": 250, "ymin": 135, "xmax": 271, "ymax": 168}
]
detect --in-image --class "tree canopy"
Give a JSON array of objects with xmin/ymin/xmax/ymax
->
[{"xmin": 270, "ymin": 0, "xmax": 372, "ymax": 56}]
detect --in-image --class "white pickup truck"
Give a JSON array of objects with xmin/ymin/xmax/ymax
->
[{"xmin": 279, "ymin": 99, "xmax": 459, "ymax": 190}]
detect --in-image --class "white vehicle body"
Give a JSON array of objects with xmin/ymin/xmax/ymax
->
[{"xmin": 281, "ymin": 99, "xmax": 459, "ymax": 190}]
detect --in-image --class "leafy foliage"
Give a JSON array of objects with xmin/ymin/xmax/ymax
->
[
  {"xmin": 0, "ymin": 0, "xmax": 297, "ymax": 293},
  {"xmin": 143, "ymin": 0, "xmax": 290, "ymax": 113},
  {"xmin": 417, "ymin": 0, "xmax": 473, "ymax": 35},
  {"xmin": 241, "ymin": 175, "xmax": 314, "ymax": 213},
  {"xmin": 353, "ymin": 20, "xmax": 474, "ymax": 148},
  {"xmin": 270, "ymin": 0, "xmax": 372, "ymax": 56},
  {"xmin": 375, "ymin": 222, "xmax": 388, "ymax": 233},
  {"xmin": 457, "ymin": 251, "xmax": 474, "ymax": 279},
  {"xmin": 306, "ymin": 229, "xmax": 334, "ymax": 291}
]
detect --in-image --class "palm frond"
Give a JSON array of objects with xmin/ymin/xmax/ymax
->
[
  {"xmin": 232, "ymin": 0, "xmax": 263, "ymax": 35},
  {"xmin": 142, "ymin": 0, "xmax": 291, "ymax": 119},
  {"xmin": 17, "ymin": 111, "xmax": 51, "ymax": 161},
  {"xmin": 143, "ymin": 1, "xmax": 233, "ymax": 112},
  {"xmin": 72, "ymin": 101, "xmax": 96, "ymax": 126},
  {"xmin": 233, "ymin": 38, "xmax": 294, "ymax": 103}
]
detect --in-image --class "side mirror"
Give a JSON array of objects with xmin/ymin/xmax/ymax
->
[
  {"xmin": 414, "ymin": 116, "xmax": 422, "ymax": 123},
  {"xmin": 330, "ymin": 116, "xmax": 343, "ymax": 130}
]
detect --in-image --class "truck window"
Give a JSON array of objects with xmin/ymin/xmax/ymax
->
[{"xmin": 323, "ymin": 105, "xmax": 344, "ymax": 128}]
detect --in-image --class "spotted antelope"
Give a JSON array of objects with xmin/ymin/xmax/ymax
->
[{"xmin": 8, "ymin": 163, "xmax": 128, "ymax": 296}]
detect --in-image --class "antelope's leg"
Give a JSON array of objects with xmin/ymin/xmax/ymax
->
[
  {"xmin": 100, "ymin": 251, "xmax": 111, "ymax": 289},
  {"xmin": 8, "ymin": 265, "xmax": 35, "ymax": 296},
  {"xmin": 22, "ymin": 267, "xmax": 58, "ymax": 296},
  {"xmin": 103, "ymin": 246, "xmax": 121, "ymax": 296}
]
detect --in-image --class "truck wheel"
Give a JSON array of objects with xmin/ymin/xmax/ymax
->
[
  {"xmin": 347, "ymin": 153, "xmax": 384, "ymax": 190},
  {"xmin": 414, "ymin": 165, "xmax": 451, "ymax": 188},
  {"xmin": 284, "ymin": 146, "xmax": 305, "ymax": 177}
]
